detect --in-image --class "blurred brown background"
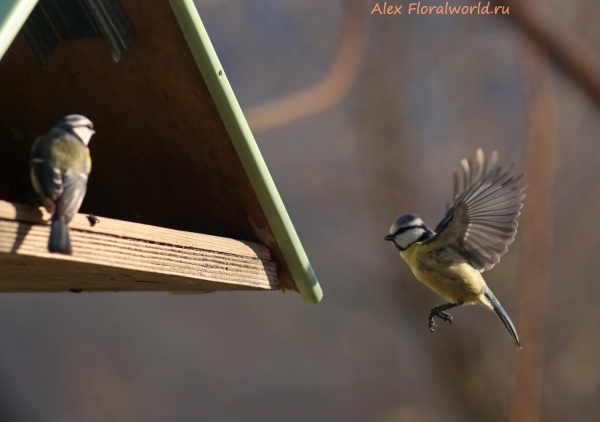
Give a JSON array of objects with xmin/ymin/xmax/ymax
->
[{"xmin": 2, "ymin": 0, "xmax": 600, "ymax": 420}]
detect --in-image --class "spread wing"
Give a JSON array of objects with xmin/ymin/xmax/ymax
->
[{"xmin": 424, "ymin": 148, "xmax": 526, "ymax": 272}]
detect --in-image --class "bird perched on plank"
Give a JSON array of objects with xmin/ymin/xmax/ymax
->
[
  {"xmin": 30, "ymin": 115, "xmax": 95, "ymax": 254},
  {"xmin": 384, "ymin": 149, "xmax": 525, "ymax": 348}
]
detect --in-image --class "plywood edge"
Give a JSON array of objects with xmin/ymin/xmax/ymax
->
[
  {"xmin": 169, "ymin": 0, "xmax": 323, "ymax": 303},
  {"xmin": 0, "ymin": 200, "xmax": 278, "ymax": 293},
  {"xmin": 0, "ymin": 252, "xmax": 274, "ymax": 293}
]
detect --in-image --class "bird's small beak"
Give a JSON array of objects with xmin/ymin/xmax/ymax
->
[{"xmin": 384, "ymin": 234, "xmax": 394, "ymax": 241}]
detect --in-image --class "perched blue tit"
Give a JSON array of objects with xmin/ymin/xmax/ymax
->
[
  {"xmin": 385, "ymin": 149, "xmax": 525, "ymax": 348},
  {"xmin": 30, "ymin": 115, "xmax": 95, "ymax": 255}
]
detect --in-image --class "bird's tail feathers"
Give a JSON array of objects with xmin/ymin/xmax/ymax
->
[
  {"xmin": 483, "ymin": 287, "xmax": 521, "ymax": 349},
  {"xmin": 49, "ymin": 215, "xmax": 72, "ymax": 255}
]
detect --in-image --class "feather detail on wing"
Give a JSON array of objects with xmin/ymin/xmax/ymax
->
[
  {"xmin": 55, "ymin": 169, "xmax": 88, "ymax": 223},
  {"xmin": 31, "ymin": 158, "xmax": 63, "ymax": 214},
  {"xmin": 31, "ymin": 159, "xmax": 62, "ymax": 201},
  {"xmin": 425, "ymin": 148, "xmax": 526, "ymax": 272}
]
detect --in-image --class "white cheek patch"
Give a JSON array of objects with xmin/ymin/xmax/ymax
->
[
  {"xmin": 396, "ymin": 227, "xmax": 425, "ymax": 249},
  {"xmin": 73, "ymin": 127, "xmax": 93, "ymax": 146}
]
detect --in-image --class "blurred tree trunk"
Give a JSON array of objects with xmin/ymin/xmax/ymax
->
[
  {"xmin": 509, "ymin": 36, "xmax": 557, "ymax": 422},
  {"xmin": 499, "ymin": 0, "xmax": 600, "ymax": 108}
]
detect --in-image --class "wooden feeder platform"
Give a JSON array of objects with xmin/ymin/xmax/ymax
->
[{"xmin": 0, "ymin": 200, "xmax": 277, "ymax": 293}]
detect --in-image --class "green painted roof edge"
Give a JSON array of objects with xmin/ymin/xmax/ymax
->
[
  {"xmin": 0, "ymin": 0, "xmax": 37, "ymax": 62},
  {"xmin": 169, "ymin": 0, "xmax": 322, "ymax": 304}
]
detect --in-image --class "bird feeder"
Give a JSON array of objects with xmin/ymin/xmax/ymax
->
[{"xmin": 0, "ymin": 0, "xmax": 322, "ymax": 303}]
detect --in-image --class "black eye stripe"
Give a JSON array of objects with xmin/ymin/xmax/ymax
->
[{"xmin": 394, "ymin": 224, "xmax": 424, "ymax": 235}]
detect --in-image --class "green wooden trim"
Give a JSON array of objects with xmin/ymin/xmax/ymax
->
[
  {"xmin": 169, "ymin": 0, "xmax": 322, "ymax": 304},
  {"xmin": 0, "ymin": 0, "xmax": 37, "ymax": 62}
]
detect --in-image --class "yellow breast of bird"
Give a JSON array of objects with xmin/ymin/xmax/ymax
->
[{"xmin": 400, "ymin": 242, "xmax": 486, "ymax": 304}]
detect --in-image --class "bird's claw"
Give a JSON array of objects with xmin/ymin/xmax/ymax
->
[
  {"xmin": 87, "ymin": 214, "xmax": 100, "ymax": 226},
  {"xmin": 428, "ymin": 308, "xmax": 453, "ymax": 333}
]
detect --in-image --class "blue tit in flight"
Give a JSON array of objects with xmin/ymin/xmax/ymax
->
[
  {"xmin": 384, "ymin": 149, "xmax": 525, "ymax": 348},
  {"xmin": 30, "ymin": 115, "xmax": 95, "ymax": 255}
]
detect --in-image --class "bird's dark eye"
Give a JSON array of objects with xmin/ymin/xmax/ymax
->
[
  {"xmin": 86, "ymin": 124, "xmax": 93, "ymax": 129},
  {"xmin": 395, "ymin": 225, "xmax": 418, "ymax": 235}
]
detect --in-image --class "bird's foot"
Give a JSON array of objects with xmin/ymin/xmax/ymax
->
[
  {"xmin": 428, "ymin": 307, "xmax": 453, "ymax": 332},
  {"xmin": 87, "ymin": 214, "xmax": 100, "ymax": 226}
]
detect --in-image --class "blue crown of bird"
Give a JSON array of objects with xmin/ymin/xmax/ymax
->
[{"xmin": 385, "ymin": 148, "xmax": 525, "ymax": 349}]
